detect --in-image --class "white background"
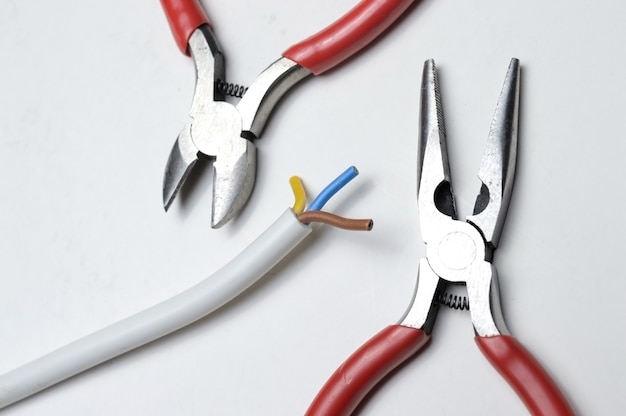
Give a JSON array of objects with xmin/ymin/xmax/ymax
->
[{"xmin": 0, "ymin": 1, "xmax": 624, "ymax": 415}]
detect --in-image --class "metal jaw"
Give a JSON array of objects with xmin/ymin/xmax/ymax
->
[
  {"xmin": 467, "ymin": 59, "xmax": 520, "ymax": 248},
  {"xmin": 162, "ymin": 25, "xmax": 311, "ymax": 228},
  {"xmin": 400, "ymin": 59, "xmax": 520, "ymax": 337}
]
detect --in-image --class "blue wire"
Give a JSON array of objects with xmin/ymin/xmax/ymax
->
[{"xmin": 307, "ymin": 166, "xmax": 359, "ymax": 211}]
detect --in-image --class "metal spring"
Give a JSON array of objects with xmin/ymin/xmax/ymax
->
[
  {"xmin": 437, "ymin": 292, "xmax": 470, "ymax": 311},
  {"xmin": 216, "ymin": 79, "xmax": 248, "ymax": 98}
]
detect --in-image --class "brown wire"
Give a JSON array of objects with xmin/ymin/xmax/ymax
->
[{"xmin": 297, "ymin": 211, "xmax": 373, "ymax": 231}]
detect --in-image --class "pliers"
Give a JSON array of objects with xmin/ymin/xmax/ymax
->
[
  {"xmin": 306, "ymin": 59, "xmax": 575, "ymax": 415},
  {"xmin": 160, "ymin": 0, "xmax": 416, "ymax": 228}
]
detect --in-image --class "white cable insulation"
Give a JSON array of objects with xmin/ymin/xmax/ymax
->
[{"xmin": 0, "ymin": 209, "xmax": 312, "ymax": 409}]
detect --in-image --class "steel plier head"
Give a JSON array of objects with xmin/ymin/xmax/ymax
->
[
  {"xmin": 159, "ymin": 0, "xmax": 417, "ymax": 228},
  {"xmin": 403, "ymin": 58, "xmax": 520, "ymax": 336},
  {"xmin": 306, "ymin": 59, "xmax": 575, "ymax": 416},
  {"xmin": 161, "ymin": 24, "xmax": 309, "ymax": 228}
]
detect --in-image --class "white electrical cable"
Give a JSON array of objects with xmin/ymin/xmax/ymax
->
[{"xmin": 0, "ymin": 209, "xmax": 312, "ymax": 409}]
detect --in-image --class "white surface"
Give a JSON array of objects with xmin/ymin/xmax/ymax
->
[
  {"xmin": 0, "ymin": 209, "xmax": 311, "ymax": 408},
  {"xmin": 0, "ymin": 1, "xmax": 623, "ymax": 414}
]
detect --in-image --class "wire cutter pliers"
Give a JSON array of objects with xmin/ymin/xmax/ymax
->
[
  {"xmin": 306, "ymin": 59, "xmax": 575, "ymax": 416},
  {"xmin": 160, "ymin": 0, "xmax": 416, "ymax": 228}
]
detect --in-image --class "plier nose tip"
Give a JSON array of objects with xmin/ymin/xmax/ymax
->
[
  {"xmin": 161, "ymin": 123, "xmax": 256, "ymax": 228},
  {"xmin": 162, "ymin": 123, "xmax": 200, "ymax": 212},
  {"xmin": 210, "ymin": 140, "xmax": 256, "ymax": 228}
]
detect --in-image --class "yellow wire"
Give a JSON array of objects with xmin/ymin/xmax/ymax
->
[{"xmin": 289, "ymin": 176, "xmax": 307, "ymax": 214}]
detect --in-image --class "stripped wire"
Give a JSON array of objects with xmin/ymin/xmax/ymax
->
[
  {"xmin": 289, "ymin": 176, "xmax": 307, "ymax": 214},
  {"xmin": 0, "ymin": 168, "xmax": 369, "ymax": 408},
  {"xmin": 307, "ymin": 166, "xmax": 359, "ymax": 211},
  {"xmin": 297, "ymin": 166, "xmax": 373, "ymax": 231},
  {"xmin": 297, "ymin": 211, "xmax": 373, "ymax": 231}
]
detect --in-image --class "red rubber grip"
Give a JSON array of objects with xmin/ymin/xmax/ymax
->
[
  {"xmin": 161, "ymin": 0, "xmax": 210, "ymax": 55},
  {"xmin": 306, "ymin": 325, "xmax": 429, "ymax": 416},
  {"xmin": 476, "ymin": 335, "xmax": 574, "ymax": 416},
  {"xmin": 283, "ymin": 0, "xmax": 415, "ymax": 75}
]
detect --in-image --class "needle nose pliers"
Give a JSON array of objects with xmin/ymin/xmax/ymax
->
[
  {"xmin": 306, "ymin": 59, "xmax": 575, "ymax": 416},
  {"xmin": 160, "ymin": 0, "xmax": 416, "ymax": 228}
]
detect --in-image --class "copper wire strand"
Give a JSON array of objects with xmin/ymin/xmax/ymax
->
[{"xmin": 297, "ymin": 211, "xmax": 373, "ymax": 231}]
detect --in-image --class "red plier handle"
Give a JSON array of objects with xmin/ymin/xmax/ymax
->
[
  {"xmin": 306, "ymin": 325, "xmax": 429, "ymax": 416},
  {"xmin": 307, "ymin": 325, "xmax": 574, "ymax": 416},
  {"xmin": 160, "ymin": 0, "xmax": 415, "ymax": 74},
  {"xmin": 476, "ymin": 335, "xmax": 574, "ymax": 416}
]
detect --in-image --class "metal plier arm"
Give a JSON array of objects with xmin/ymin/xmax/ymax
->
[
  {"xmin": 306, "ymin": 59, "xmax": 575, "ymax": 416},
  {"xmin": 160, "ymin": 0, "xmax": 415, "ymax": 228}
]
